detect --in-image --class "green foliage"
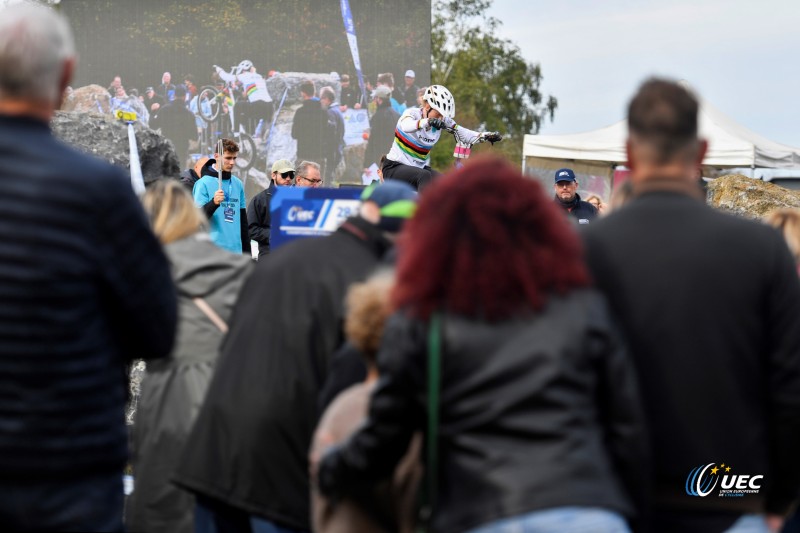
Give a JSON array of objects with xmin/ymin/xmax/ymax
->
[{"xmin": 429, "ymin": 0, "xmax": 556, "ymax": 170}]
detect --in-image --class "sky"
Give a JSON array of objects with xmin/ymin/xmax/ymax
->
[{"xmin": 486, "ymin": 0, "xmax": 800, "ymax": 147}]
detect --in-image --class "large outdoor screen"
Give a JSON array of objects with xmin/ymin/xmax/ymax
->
[{"xmin": 61, "ymin": 0, "xmax": 431, "ymax": 189}]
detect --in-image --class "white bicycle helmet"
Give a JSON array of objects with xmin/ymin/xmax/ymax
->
[
  {"xmin": 423, "ymin": 84, "xmax": 455, "ymax": 119},
  {"xmin": 236, "ymin": 59, "xmax": 254, "ymax": 74}
]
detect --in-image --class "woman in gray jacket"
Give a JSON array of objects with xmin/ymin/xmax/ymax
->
[{"xmin": 127, "ymin": 179, "xmax": 252, "ymax": 533}]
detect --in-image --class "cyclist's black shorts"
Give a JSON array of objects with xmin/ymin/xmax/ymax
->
[{"xmin": 382, "ymin": 159, "xmax": 440, "ymax": 191}]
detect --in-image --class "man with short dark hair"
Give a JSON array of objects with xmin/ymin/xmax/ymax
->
[
  {"xmin": 183, "ymin": 73, "xmax": 197, "ymax": 99},
  {"xmin": 0, "ymin": 6, "xmax": 177, "ymax": 530},
  {"xmin": 320, "ymin": 86, "xmax": 344, "ymax": 184},
  {"xmin": 583, "ymin": 78, "xmax": 800, "ymax": 533},
  {"xmin": 247, "ymin": 159, "xmax": 295, "ymax": 258},
  {"xmin": 376, "ymin": 72, "xmax": 405, "ymax": 114},
  {"xmin": 339, "ymin": 73, "xmax": 359, "ymax": 110},
  {"xmin": 553, "ymin": 168, "xmax": 598, "ymax": 224},
  {"xmin": 151, "ymin": 84, "xmax": 197, "ymax": 166},
  {"xmin": 292, "ymin": 80, "xmax": 329, "ymax": 169}
]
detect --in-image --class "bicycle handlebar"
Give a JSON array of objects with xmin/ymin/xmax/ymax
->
[{"xmin": 442, "ymin": 125, "xmax": 503, "ymax": 146}]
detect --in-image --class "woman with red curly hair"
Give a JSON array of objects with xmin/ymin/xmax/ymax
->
[{"xmin": 316, "ymin": 158, "xmax": 647, "ymax": 533}]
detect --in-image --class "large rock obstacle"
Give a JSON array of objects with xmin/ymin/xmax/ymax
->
[
  {"xmin": 51, "ymin": 110, "xmax": 180, "ymax": 184},
  {"xmin": 707, "ymin": 174, "xmax": 800, "ymax": 218}
]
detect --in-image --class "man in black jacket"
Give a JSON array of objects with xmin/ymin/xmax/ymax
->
[
  {"xmin": 291, "ymin": 80, "xmax": 330, "ymax": 171},
  {"xmin": 174, "ymin": 181, "xmax": 417, "ymax": 533},
  {"xmin": 0, "ymin": 6, "xmax": 177, "ymax": 531},
  {"xmin": 247, "ymin": 158, "xmax": 295, "ymax": 258},
  {"xmin": 583, "ymin": 78, "xmax": 800, "ymax": 533},
  {"xmin": 363, "ymin": 85, "xmax": 400, "ymax": 173},
  {"xmin": 151, "ymin": 85, "xmax": 197, "ymax": 167},
  {"xmin": 553, "ymin": 167, "xmax": 598, "ymax": 224},
  {"xmin": 320, "ymin": 86, "xmax": 345, "ymax": 184}
]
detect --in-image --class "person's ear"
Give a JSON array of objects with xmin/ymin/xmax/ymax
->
[
  {"xmin": 625, "ymin": 139, "xmax": 636, "ymax": 171},
  {"xmin": 695, "ymin": 139, "xmax": 708, "ymax": 167},
  {"xmin": 58, "ymin": 57, "xmax": 76, "ymax": 104}
]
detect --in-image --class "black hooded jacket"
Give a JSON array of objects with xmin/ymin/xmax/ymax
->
[{"xmin": 173, "ymin": 217, "xmax": 393, "ymax": 530}]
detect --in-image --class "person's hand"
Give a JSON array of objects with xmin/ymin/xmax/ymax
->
[
  {"xmin": 428, "ymin": 118, "xmax": 445, "ymax": 130},
  {"xmin": 150, "ymin": 103, "xmax": 160, "ymax": 111},
  {"xmin": 354, "ymin": 103, "xmax": 362, "ymax": 110},
  {"xmin": 213, "ymin": 189, "xmax": 225, "ymax": 206}
]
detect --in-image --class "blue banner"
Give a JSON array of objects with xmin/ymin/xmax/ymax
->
[
  {"xmin": 340, "ymin": 0, "xmax": 368, "ymax": 108},
  {"xmin": 270, "ymin": 187, "xmax": 364, "ymax": 251}
]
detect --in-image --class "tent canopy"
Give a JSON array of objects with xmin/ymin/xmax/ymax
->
[{"xmin": 524, "ymin": 95, "xmax": 800, "ymax": 170}]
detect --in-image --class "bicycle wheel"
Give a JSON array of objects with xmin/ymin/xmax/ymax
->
[
  {"xmin": 197, "ymin": 86, "xmax": 221, "ymax": 123},
  {"xmin": 235, "ymin": 133, "xmax": 257, "ymax": 172}
]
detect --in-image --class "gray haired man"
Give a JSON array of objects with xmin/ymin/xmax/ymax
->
[{"xmin": 0, "ymin": 6, "xmax": 176, "ymax": 530}]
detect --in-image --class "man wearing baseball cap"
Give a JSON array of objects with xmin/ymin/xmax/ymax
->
[
  {"xmin": 553, "ymin": 167, "xmax": 598, "ymax": 224},
  {"xmin": 247, "ymin": 159, "xmax": 296, "ymax": 258},
  {"xmin": 402, "ymin": 69, "xmax": 418, "ymax": 108}
]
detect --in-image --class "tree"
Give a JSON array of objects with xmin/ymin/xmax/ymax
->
[{"xmin": 429, "ymin": 0, "xmax": 556, "ymax": 170}]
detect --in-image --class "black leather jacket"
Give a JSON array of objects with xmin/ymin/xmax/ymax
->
[{"xmin": 318, "ymin": 289, "xmax": 649, "ymax": 533}]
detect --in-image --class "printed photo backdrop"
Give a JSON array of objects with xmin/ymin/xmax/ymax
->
[{"xmin": 61, "ymin": 0, "xmax": 431, "ymax": 189}]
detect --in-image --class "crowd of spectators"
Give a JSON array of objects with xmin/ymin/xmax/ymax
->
[{"xmin": 6, "ymin": 6, "xmax": 800, "ymax": 533}]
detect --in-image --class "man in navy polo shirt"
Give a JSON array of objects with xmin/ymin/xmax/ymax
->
[{"xmin": 553, "ymin": 168, "xmax": 598, "ymax": 224}]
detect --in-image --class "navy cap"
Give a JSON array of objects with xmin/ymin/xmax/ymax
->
[{"xmin": 554, "ymin": 168, "xmax": 576, "ymax": 183}]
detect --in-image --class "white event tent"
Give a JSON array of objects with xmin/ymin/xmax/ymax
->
[{"xmin": 523, "ymin": 94, "xmax": 800, "ymax": 183}]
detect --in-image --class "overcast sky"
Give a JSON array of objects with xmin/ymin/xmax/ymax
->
[{"xmin": 487, "ymin": 0, "xmax": 800, "ymax": 147}]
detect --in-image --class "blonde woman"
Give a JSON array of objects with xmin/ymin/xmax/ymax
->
[
  {"xmin": 586, "ymin": 194, "xmax": 606, "ymax": 215},
  {"xmin": 127, "ymin": 180, "xmax": 253, "ymax": 533}
]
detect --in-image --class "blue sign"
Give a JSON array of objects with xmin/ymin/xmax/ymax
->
[{"xmin": 270, "ymin": 187, "xmax": 364, "ymax": 251}]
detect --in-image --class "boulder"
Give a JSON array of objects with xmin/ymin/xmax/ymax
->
[
  {"xmin": 51, "ymin": 110, "xmax": 180, "ymax": 184},
  {"xmin": 706, "ymin": 174, "xmax": 800, "ymax": 218},
  {"xmin": 62, "ymin": 84, "xmax": 112, "ymax": 114},
  {"xmin": 340, "ymin": 142, "xmax": 367, "ymax": 185}
]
